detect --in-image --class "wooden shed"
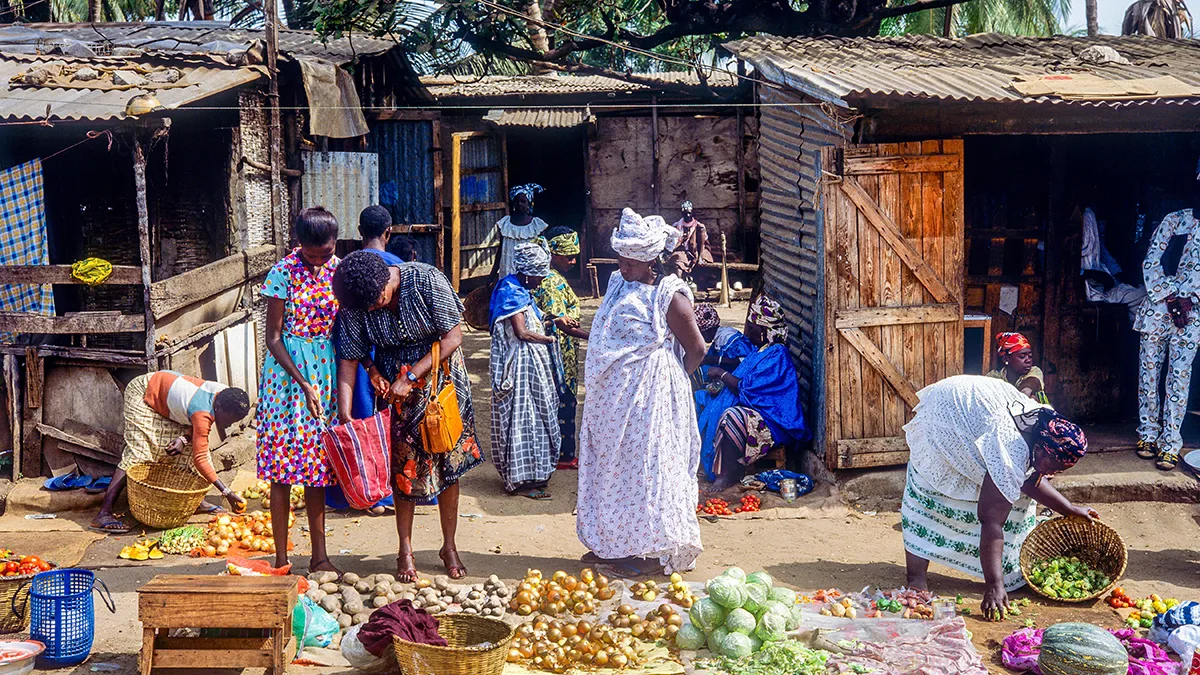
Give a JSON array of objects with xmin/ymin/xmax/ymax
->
[{"xmin": 726, "ymin": 33, "xmax": 1200, "ymax": 472}]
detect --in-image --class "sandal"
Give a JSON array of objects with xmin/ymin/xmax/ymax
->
[
  {"xmin": 440, "ymin": 548, "xmax": 467, "ymax": 580},
  {"xmin": 1137, "ymin": 440, "xmax": 1158, "ymax": 460},
  {"xmin": 396, "ymin": 552, "xmax": 418, "ymax": 583},
  {"xmin": 556, "ymin": 458, "xmax": 578, "ymax": 470},
  {"xmin": 511, "ymin": 487, "xmax": 551, "ymax": 500},
  {"xmin": 89, "ymin": 514, "xmax": 132, "ymax": 535},
  {"xmin": 596, "ymin": 560, "xmax": 647, "ymax": 580},
  {"xmin": 1156, "ymin": 451, "xmax": 1180, "ymax": 471}
]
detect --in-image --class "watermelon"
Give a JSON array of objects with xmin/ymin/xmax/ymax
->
[{"xmin": 1038, "ymin": 622, "xmax": 1128, "ymax": 675}]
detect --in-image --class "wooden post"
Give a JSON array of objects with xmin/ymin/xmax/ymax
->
[
  {"xmin": 651, "ymin": 96, "xmax": 660, "ymax": 214},
  {"xmin": 133, "ymin": 140, "xmax": 157, "ymax": 369},
  {"xmin": 736, "ymin": 106, "xmax": 746, "ymax": 232},
  {"xmin": 20, "ymin": 347, "xmax": 43, "ymax": 477},
  {"xmin": 580, "ymin": 128, "xmax": 593, "ymax": 280},
  {"xmin": 431, "ymin": 118, "xmax": 444, "ymax": 271},
  {"xmin": 3, "ymin": 355, "xmax": 20, "ymax": 479},
  {"xmin": 450, "ymin": 135, "xmax": 462, "ymax": 290},
  {"xmin": 1042, "ymin": 139, "xmax": 1065, "ymax": 400},
  {"xmin": 265, "ymin": 0, "xmax": 286, "ymax": 258}
]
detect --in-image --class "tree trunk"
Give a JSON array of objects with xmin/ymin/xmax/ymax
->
[
  {"xmin": 1086, "ymin": 0, "xmax": 1099, "ymax": 35},
  {"xmin": 87, "ymin": 0, "xmax": 103, "ymax": 21},
  {"xmin": 524, "ymin": 0, "xmax": 552, "ymax": 73},
  {"xmin": 941, "ymin": 5, "xmax": 954, "ymax": 36}
]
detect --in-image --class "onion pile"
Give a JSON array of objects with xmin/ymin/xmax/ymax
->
[
  {"xmin": 510, "ymin": 568, "xmax": 617, "ymax": 617},
  {"xmin": 666, "ymin": 573, "xmax": 697, "ymax": 608},
  {"xmin": 191, "ymin": 512, "xmax": 292, "ymax": 557},
  {"xmin": 507, "ymin": 616, "xmax": 644, "ymax": 672},
  {"xmin": 629, "ymin": 580, "xmax": 660, "ymax": 602},
  {"xmin": 607, "ymin": 603, "xmax": 682, "ymax": 642}
]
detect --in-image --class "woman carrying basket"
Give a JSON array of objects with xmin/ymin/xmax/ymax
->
[
  {"xmin": 333, "ymin": 251, "xmax": 483, "ymax": 582},
  {"xmin": 901, "ymin": 375, "xmax": 1097, "ymax": 621}
]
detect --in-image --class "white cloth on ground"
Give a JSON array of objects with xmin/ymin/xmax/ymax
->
[{"xmin": 578, "ymin": 272, "xmax": 701, "ymax": 573}]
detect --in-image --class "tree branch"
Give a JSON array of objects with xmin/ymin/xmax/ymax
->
[{"xmin": 857, "ymin": 0, "xmax": 970, "ymax": 25}]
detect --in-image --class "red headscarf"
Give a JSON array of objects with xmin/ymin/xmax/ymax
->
[{"xmin": 996, "ymin": 332, "xmax": 1032, "ymax": 358}]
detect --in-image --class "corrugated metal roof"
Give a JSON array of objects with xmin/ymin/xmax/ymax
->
[
  {"xmin": 0, "ymin": 52, "xmax": 261, "ymax": 120},
  {"xmin": 726, "ymin": 33, "xmax": 1200, "ymax": 107},
  {"xmin": 0, "ymin": 19, "xmax": 428, "ymax": 64},
  {"xmin": 421, "ymin": 71, "xmax": 740, "ymax": 99},
  {"xmin": 483, "ymin": 107, "xmax": 589, "ymax": 127}
]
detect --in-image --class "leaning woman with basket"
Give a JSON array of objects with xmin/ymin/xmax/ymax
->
[
  {"xmin": 332, "ymin": 251, "xmax": 483, "ymax": 582},
  {"xmin": 901, "ymin": 375, "xmax": 1097, "ymax": 620}
]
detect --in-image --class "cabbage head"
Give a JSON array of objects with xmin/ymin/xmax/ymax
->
[
  {"xmin": 746, "ymin": 571, "xmax": 774, "ymax": 589},
  {"xmin": 722, "ymin": 567, "xmax": 747, "ymax": 583},
  {"xmin": 770, "ymin": 587, "xmax": 798, "ymax": 606},
  {"xmin": 756, "ymin": 600, "xmax": 789, "ymax": 620},
  {"xmin": 748, "ymin": 634, "xmax": 763, "ymax": 653},
  {"xmin": 756, "ymin": 608, "xmax": 788, "ymax": 642},
  {"xmin": 744, "ymin": 579, "xmax": 771, "ymax": 613},
  {"xmin": 720, "ymin": 632, "xmax": 755, "ymax": 659},
  {"xmin": 787, "ymin": 603, "xmax": 804, "ymax": 631},
  {"xmin": 707, "ymin": 626, "xmax": 730, "ymax": 654},
  {"xmin": 690, "ymin": 597, "xmax": 726, "ymax": 632},
  {"xmin": 707, "ymin": 576, "xmax": 748, "ymax": 609},
  {"xmin": 675, "ymin": 623, "xmax": 706, "ymax": 651},
  {"xmin": 725, "ymin": 607, "xmax": 757, "ymax": 635}
]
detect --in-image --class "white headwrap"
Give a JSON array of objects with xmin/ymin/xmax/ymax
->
[
  {"xmin": 512, "ymin": 239, "xmax": 551, "ymax": 276},
  {"xmin": 610, "ymin": 208, "xmax": 682, "ymax": 262}
]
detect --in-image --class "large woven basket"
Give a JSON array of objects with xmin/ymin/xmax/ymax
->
[
  {"xmin": 392, "ymin": 614, "xmax": 513, "ymax": 675},
  {"xmin": 462, "ymin": 283, "xmax": 495, "ymax": 332},
  {"xmin": 1020, "ymin": 516, "xmax": 1127, "ymax": 602},
  {"xmin": 0, "ymin": 562, "xmax": 57, "ymax": 633},
  {"xmin": 126, "ymin": 463, "xmax": 210, "ymax": 529}
]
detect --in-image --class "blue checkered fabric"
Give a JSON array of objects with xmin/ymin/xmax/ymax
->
[{"xmin": 0, "ymin": 159, "xmax": 54, "ymax": 342}]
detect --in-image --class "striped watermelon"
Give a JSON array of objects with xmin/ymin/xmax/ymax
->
[{"xmin": 1038, "ymin": 622, "xmax": 1128, "ymax": 675}]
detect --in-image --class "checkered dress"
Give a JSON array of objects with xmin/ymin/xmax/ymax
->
[{"xmin": 0, "ymin": 160, "xmax": 54, "ymax": 343}]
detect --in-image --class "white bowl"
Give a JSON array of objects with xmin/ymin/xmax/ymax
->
[{"xmin": 0, "ymin": 640, "xmax": 43, "ymax": 675}]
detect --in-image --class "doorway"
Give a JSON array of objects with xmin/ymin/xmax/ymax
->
[{"xmin": 504, "ymin": 127, "xmax": 588, "ymax": 280}]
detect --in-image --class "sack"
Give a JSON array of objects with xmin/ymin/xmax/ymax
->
[
  {"xmin": 340, "ymin": 624, "xmax": 393, "ymax": 674},
  {"xmin": 293, "ymin": 596, "xmax": 340, "ymax": 653},
  {"xmin": 320, "ymin": 409, "xmax": 393, "ymax": 510},
  {"xmin": 419, "ymin": 341, "xmax": 463, "ymax": 455}
]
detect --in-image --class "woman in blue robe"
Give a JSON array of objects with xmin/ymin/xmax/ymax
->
[{"xmin": 698, "ymin": 293, "xmax": 809, "ymax": 492}]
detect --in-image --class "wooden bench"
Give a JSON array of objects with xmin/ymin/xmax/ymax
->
[
  {"xmin": 586, "ymin": 258, "xmax": 760, "ymax": 298},
  {"xmin": 138, "ymin": 575, "xmax": 299, "ymax": 675}
]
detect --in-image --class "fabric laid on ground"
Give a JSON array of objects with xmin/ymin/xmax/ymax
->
[
  {"xmin": 1002, "ymin": 626, "xmax": 1178, "ymax": 675},
  {"xmin": 357, "ymin": 599, "xmax": 446, "ymax": 656},
  {"xmin": 296, "ymin": 56, "xmax": 369, "ymax": 138},
  {"xmin": 0, "ymin": 159, "xmax": 53, "ymax": 342},
  {"xmin": 823, "ymin": 619, "xmax": 988, "ymax": 675}
]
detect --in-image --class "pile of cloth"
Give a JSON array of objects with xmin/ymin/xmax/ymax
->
[
  {"xmin": 822, "ymin": 619, "xmax": 988, "ymax": 675},
  {"xmin": 356, "ymin": 600, "xmax": 446, "ymax": 655},
  {"xmin": 1002, "ymin": 626, "xmax": 1178, "ymax": 675}
]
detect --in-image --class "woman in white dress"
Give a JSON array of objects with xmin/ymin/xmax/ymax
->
[
  {"xmin": 492, "ymin": 184, "xmax": 550, "ymax": 279},
  {"xmin": 577, "ymin": 208, "xmax": 708, "ymax": 577},
  {"xmin": 902, "ymin": 375, "xmax": 1096, "ymax": 620}
]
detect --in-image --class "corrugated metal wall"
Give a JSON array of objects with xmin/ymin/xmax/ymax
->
[
  {"xmin": 369, "ymin": 120, "xmax": 437, "ymax": 226},
  {"xmin": 756, "ymin": 86, "xmax": 850, "ymax": 458},
  {"xmin": 301, "ymin": 151, "xmax": 381, "ymax": 240}
]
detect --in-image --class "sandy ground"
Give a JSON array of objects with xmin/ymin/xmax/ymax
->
[{"xmin": 28, "ymin": 299, "xmax": 1200, "ymax": 674}]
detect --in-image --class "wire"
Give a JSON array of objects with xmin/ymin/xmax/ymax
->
[{"xmin": 42, "ymin": 129, "xmax": 113, "ymax": 160}]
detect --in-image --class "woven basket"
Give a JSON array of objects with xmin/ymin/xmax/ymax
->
[
  {"xmin": 0, "ymin": 562, "xmax": 57, "ymax": 634},
  {"xmin": 462, "ymin": 283, "xmax": 495, "ymax": 332},
  {"xmin": 126, "ymin": 463, "xmax": 210, "ymax": 529},
  {"xmin": 392, "ymin": 614, "xmax": 513, "ymax": 675},
  {"xmin": 1020, "ymin": 516, "xmax": 1127, "ymax": 602}
]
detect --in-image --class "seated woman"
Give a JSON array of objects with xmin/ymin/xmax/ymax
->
[
  {"xmin": 698, "ymin": 293, "xmax": 809, "ymax": 492},
  {"xmin": 690, "ymin": 303, "xmax": 755, "ymax": 393},
  {"xmin": 986, "ymin": 332, "xmax": 1050, "ymax": 405}
]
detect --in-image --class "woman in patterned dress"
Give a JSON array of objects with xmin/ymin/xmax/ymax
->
[
  {"xmin": 901, "ymin": 375, "xmax": 1095, "ymax": 620},
  {"xmin": 332, "ymin": 251, "xmax": 482, "ymax": 581},
  {"xmin": 488, "ymin": 240, "xmax": 561, "ymax": 498},
  {"xmin": 577, "ymin": 208, "xmax": 708, "ymax": 577},
  {"xmin": 256, "ymin": 206, "xmax": 341, "ymax": 574}
]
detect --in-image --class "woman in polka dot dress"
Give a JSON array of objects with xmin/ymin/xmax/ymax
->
[{"xmin": 256, "ymin": 207, "xmax": 341, "ymax": 574}]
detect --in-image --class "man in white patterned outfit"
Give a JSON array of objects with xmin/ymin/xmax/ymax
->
[{"xmin": 1136, "ymin": 203, "xmax": 1200, "ymax": 471}]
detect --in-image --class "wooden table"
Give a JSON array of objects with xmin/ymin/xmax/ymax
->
[{"xmin": 137, "ymin": 575, "xmax": 298, "ymax": 675}]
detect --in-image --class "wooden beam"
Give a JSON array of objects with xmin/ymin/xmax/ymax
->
[
  {"xmin": 157, "ymin": 309, "xmax": 250, "ymax": 356},
  {"xmin": 835, "ymin": 437, "xmax": 909, "ymax": 469},
  {"xmin": 838, "ymin": 326, "xmax": 920, "ymax": 409},
  {"xmin": 37, "ymin": 423, "xmax": 121, "ymax": 461},
  {"xmin": 3, "ymin": 355, "xmax": 20, "ymax": 479},
  {"xmin": 133, "ymin": 139, "xmax": 156, "ymax": 367},
  {"xmin": 845, "ymin": 154, "xmax": 961, "ymax": 175},
  {"xmin": 21, "ymin": 346, "xmax": 42, "ymax": 479},
  {"xmin": 0, "ymin": 312, "xmax": 145, "ymax": 334},
  {"xmin": 839, "ymin": 177, "xmax": 955, "ymax": 304},
  {"xmin": 835, "ymin": 303, "xmax": 960, "ymax": 329},
  {"xmin": 149, "ymin": 244, "xmax": 275, "ymax": 320},
  {"xmin": 0, "ymin": 265, "xmax": 142, "ymax": 285},
  {"xmin": 450, "ymin": 134, "xmax": 463, "ymax": 290},
  {"xmin": 651, "ymin": 96, "xmax": 660, "ymax": 213}
]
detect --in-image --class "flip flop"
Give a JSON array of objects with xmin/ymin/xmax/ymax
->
[
  {"xmin": 1156, "ymin": 451, "xmax": 1179, "ymax": 471},
  {"xmin": 89, "ymin": 514, "xmax": 132, "ymax": 535},
  {"xmin": 1136, "ymin": 441, "xmax": 1158, "ymax": 460},
  {"xmin": 85, "ymin": 476, "xmax": 112, "ymax": 494},
  {"xmin": 44, "ymin": 471, "xmax": 93, "ymax": 492},
  {"xmin": 596, "ymin": 561, "xmax": 646, "ymax": 580},
  {"xmin": 519, "ymin": 488, "xmax": 551, "ymax": 500},
  {"xmin": 556, "ymin": 458, "xmax": 579, "ymax": 470}
]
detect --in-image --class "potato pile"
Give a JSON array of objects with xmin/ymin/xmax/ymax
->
[{"xmin": 305, "ymin": 571, "xmax": 509, "ymax": 629}]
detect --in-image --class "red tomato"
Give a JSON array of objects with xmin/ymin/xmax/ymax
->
[
  {"xmin": 20, "ymin": 556, "xmax": 40, "ymax": 566},
  {"xmin": 4, "ymin": 562, "xmax": 18, "ymax": 574},
  {"xmin": 36, "ymin": 562, "xmax": 50, "ymax": 572}
]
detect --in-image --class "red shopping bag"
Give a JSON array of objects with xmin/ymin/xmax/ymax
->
[{"xmin": 319, "ymin": 409, "xmax": 393, "ymax": 510}]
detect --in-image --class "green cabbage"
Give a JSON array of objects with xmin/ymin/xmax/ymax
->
[
  {"xmin": 690, "ymin": 597, "xmax": 727, "ymax": 632},
  {"xmin": 707, "ymin": 575, "xmax": 749, "ymax": 609},
  {"xmin": 746, "ymin": 571, "xmax": 774, "ymax": 588},
  {"xmin": 756, "ymin": 608, "xmax": 788, "ymax": 642},
  {"xmin": 787, "ymin": 603, "xmax": 804, "ymax": 631},
  {"xmin": 748, "ymin": 634, "xmax": 763, "ymax": 653},
  {"xmin": 707, "ymin": 626, "xmax": 730, "ymax": 654},
  {"xmin": 744, "ymin": 579, "xmax": 771, "ymax": 614},
  {"xmin": 770, "ymin": 587, "xmax": 798, "ymax": 606},
  {"xmin": 720, "ymin": 631, "xmax": 755, "ymax": 659},
  {"xmin": 756, "ymin": 600, "xmax": 789, "ymax": 620},
  {"xmin": 675, "ymin": 623, "xmax": 706, "ymax": 651},
  {"xmin": 723, "ymin": 567, "xmax": 747, "ymax": 583},
  {"xmin": 725, "ymin": 607, "xmax": 757, "ymax": 635}
]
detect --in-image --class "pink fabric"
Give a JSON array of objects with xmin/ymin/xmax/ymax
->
[
  {"xmin": 829, "ymin": 620, "xmax": 988, "ymax": 675},
  {"xmin": 1001, "ymin": 627, "xmax": 1180, "ymax": 675}
]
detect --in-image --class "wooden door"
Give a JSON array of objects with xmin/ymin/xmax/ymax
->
[
  {"xmin": 449, "ymin": 131, "xmax": 508, "ymax": 290},
  {"xmin": 821, "ymin": 140, "xmax": 965, "ymax": 469}
]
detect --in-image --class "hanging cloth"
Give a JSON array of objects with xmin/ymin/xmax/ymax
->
[{"xmin": 0, "ymin": 159, "xmax": 54, "ymax": 342}]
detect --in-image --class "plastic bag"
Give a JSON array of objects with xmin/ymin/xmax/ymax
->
[
  {"xmin": 1169, "ymin": 625, "xmax": 1200, "ymax": 667},
  {"xmin": 341, "ymin": 624, "xmax": 392, "ymax": 674},
  {"xmin": 293, "ymin": 596, "xmax": 340, "ymax": 654},
  {"xmin": 752, "ymin": 470, "xmax": 814, "ymax": 496}
]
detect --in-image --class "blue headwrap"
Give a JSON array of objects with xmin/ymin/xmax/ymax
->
[{"xmin": 509, "ymin": 184, "xmax": 544, "ymax": 205}]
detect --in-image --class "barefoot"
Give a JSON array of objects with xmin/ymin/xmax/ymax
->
[
  {"xmin": 701, "ymin": 478, "xmax": 737, "ymax": 495},
  {"xmin": 309, "ymin": 558, "xmax": 342, "ymax": 576}
]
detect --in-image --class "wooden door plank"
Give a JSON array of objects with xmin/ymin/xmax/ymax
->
[
  {"xmin": 835, "ymin": 304, "xmax": 960, "ymax": 328},
  {"xmin": 0, "ymin": 312, "xmax": 144, "ymax": 334},
  {"xmin": 943, "ymin": 139, "xmax": 966, "ymax": 376},
  {"xmin": 877, "ymin": 144, "xmax": 905, "ymax": 436},
  {"xmin": 838, "ymin": 327, "xmax": 921, "ymax": 409},
  {"xmin": 899, "ymin": 141, "xmax": 925, "ymax": 423},
  {"xmin": 845, "ymin": 154, "xmax": 961, "ymax": 175},
  {"xmin": 858, "ymin": 171, "xmax": 885, "ymax": 440},
  {"xmin": 836, "ymin": 174, "xmax": 864, "ymax": 442},
  {"xmin": 839, "ymin": 178, "xmax": 955, "ymax": 304},
  {"xmin": 921, "ymin": 140, "xmax": 948, "ymax": 383},
  {"xmin": 821, "ymin": 148, "xmax": 843, "ymax": 467},
  {"xmin": 836, "ymin": 437, "xmax": 910, "ymax": 469}
]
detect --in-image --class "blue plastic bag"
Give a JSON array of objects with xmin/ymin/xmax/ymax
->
[
  {"xmin": 293, "ymin": 596, "xmax": 340, "ymax": 653},
  {"xmin": 752, "ymin": 470, "xmax": 814, "ymax": 496}
]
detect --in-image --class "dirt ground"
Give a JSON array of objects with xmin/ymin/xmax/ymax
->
[{"xmin": 31, "ymin": 299, "xmax": 1200, "ymax": 674}]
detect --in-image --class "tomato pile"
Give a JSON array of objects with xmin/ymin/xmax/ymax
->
[
  {"xmin": 1107, "ymin": 589, "xmax": 1181, "ymax": 629},
  {"xmin": 3, "ymin": 555, "xmax": 51, "ymax": 576},
  {"xmin": 697, "ymin": 498, "xmax": 733, "ymax": 516},
  {"xmin": 734, "ymin": 494, "xmax": 761, "ymax": 513}
]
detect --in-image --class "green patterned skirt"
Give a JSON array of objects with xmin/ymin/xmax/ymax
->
[{"xmin": 901, "ymin": 465, "xmax": 1036, "ymax": 592}]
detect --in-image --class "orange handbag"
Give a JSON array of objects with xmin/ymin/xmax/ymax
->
[{"xmin": 420, "ymin": 341, "xmax": 463, "ymax": 454}]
